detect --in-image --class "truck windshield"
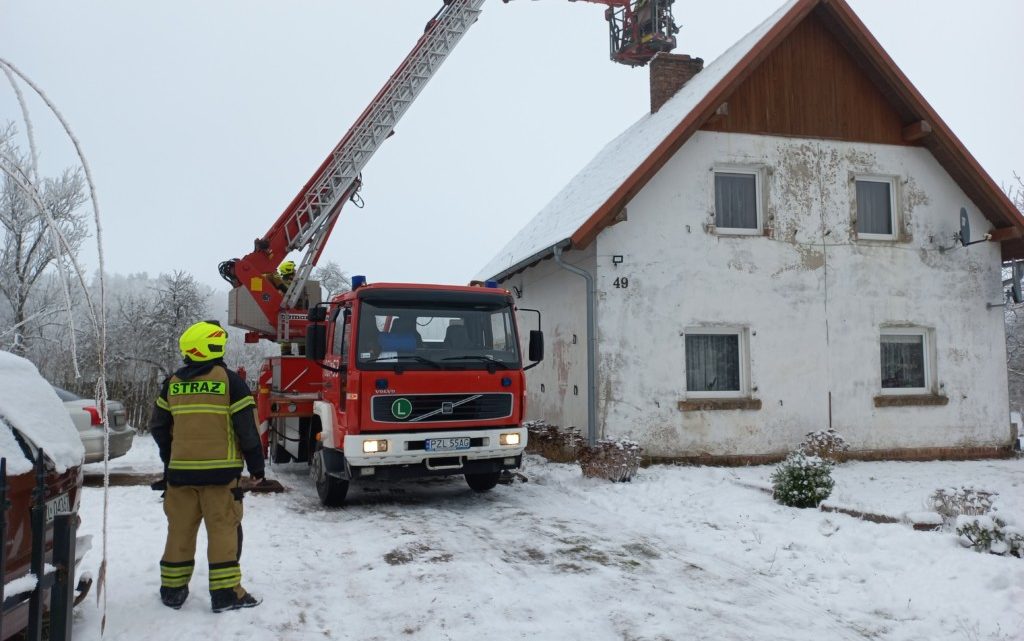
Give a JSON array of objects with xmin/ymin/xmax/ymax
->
[{"xmin": 356, "ymin": 300, "xmax": 520, "ymax": 370}]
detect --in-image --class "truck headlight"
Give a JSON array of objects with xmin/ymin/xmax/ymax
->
[
  {"xmin": 499, "ymin": 432, "xmax": 520, "ymax": 446},
  {"xmin": 363, "ymin": 439, "xmax": 388, "ymax": 454}
]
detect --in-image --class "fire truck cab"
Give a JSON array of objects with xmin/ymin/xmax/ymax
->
[{"xmin": 260, "ymin": 278, "xmax": 542, "ymax": 505}]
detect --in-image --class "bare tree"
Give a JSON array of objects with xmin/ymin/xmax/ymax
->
[
  {"xmin": 313, "ymin": 260, "xmax": 351, "ymax": 301},
  {"xmin": 0, "ymin": 123, "xmax": 88, "ymax": 353}
]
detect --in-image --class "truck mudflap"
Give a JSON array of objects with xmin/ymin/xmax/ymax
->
[{"xmin": 341, "ymin": 426, "xmax": 527, "ymax": 470}]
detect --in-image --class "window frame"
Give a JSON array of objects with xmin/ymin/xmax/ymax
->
[
  {"xmin": 682, "ymin": 326, "xmax": 750, "ymax": 399},
  {"xmin": 854, "ymin": 175, "xmax": 899, "ymax": 241},
  {"xmin": 878, "ymin": 326, "xmax": 933, "ymax": 396},
  {"xmin": 712, "ymin": 166, "xmax": 764, "ymax": 236}
]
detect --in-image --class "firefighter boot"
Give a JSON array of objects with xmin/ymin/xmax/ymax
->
[
  {"xmin": 211, "ymin": 588, "xmax": 262, "ymax": 613},
  {"xmin": 160, "ymin": 586, "xmax": 189, "ymax": 610}
]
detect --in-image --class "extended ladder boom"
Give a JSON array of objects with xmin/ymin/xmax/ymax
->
[
  {"xmin": 225, "ymin": 0, "xmax": 486, "ymax": 334},
  {"xmin": 224, "ymin": 0, "xmax": 677, "ymax": 341}
]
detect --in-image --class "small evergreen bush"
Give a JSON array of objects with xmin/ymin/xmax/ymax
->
[
  {"xmin": 956, "ymin": 514, "xmax": 1023, "ymax": 558},
  {"xmin": 771, "ymin": 452, "xmax": 835, "ymax": 508},
  {"xmin": 799, "ymin": 429, "xmax": 849, "ymax": 462}
]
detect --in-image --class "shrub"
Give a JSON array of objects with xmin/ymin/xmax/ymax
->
[
  {"xmin": 771, "ymin": 452, "xmax": 835, "ymax": 508},
  {"xmin": 956, "ymin": 514, "xmax": 1023, "ymax": 558},
  {"xmin": 524, "ymin": 421, "xmax": 583, "ymax": 463},
  {"xmin": 799, "ymin": 429, "xmax": 849, "ymax": 462},
  {"xmin": 578, "ymin": 439, "xmax": 642, "ymax": 482},
  {"xmin": 929, "ymin": 486, "xmax": 996, "ymax": 521}
]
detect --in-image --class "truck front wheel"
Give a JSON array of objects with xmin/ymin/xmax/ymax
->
[
  {"xmin": 465, "ymin": 472, "xmax": 500, "ymax": 493},
  {"xmin": 311, "ymin": 447, "xmax": 349, "ymax": 506}
]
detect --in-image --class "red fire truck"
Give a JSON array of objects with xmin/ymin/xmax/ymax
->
[{"xmin": 218, "ymin": 0, "xmax": 676, "ymax": 505}]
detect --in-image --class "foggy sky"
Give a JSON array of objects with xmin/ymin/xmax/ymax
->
[{"xmin": 1, "ymin": 0, "xmax": 1021, "ymax": 291}]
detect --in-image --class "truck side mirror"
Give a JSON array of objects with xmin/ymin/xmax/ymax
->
[
  {"xmin": 528, "ymin": 330, "xmax": 544, "ymax": 363},
  {"xmin": 307, "ymin": 306, "xmax": 327, "ymax": 322},
  {"xmin": 306, "ymin": 324, "xmax": 327, "ymax": 361}
]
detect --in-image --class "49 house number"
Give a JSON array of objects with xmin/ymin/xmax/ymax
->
[{"xmin": 613, "ymin": 276, "xmax": 629, "ymax": 289}]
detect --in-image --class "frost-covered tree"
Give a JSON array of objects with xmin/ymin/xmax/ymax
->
[
  {"xmin": 149, "ymin": 270, "xmax": 211, "ymax": 373},
  {"xmin": 0, "ymin": 123, "xmax": 88, "ymax": 354},
  {"xmin": 313, "ymin": 260, "xmax": 351, "ymax": 301},
  {"xmin": 1005, "ymin": 174, "xmax": 1024, "ymax": 413},
  {"xmin": 48, "ymin": 271, "xmax": 212, "ymax": 428}
]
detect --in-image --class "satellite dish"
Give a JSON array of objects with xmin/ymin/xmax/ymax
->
[
  {"xmin": 1013, "ymin": 261, "xmax": 1024, "ymax": 304},
  {"xmin": 959, "ymin": 207, "xmax": 971, "ymax": 246}
]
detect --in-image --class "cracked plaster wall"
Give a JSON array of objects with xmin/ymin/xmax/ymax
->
[{"xmin": 591, "ymin": 131, "xmax": 1010, "ymax": 457}]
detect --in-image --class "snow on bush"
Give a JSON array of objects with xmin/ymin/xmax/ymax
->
[
  {"xmin": 956, "ymin": 514, "xmax": 1023, "ymax": 558},
  {"xmin": 798, "ymin": 429, "xmax": 849, "ymax": 463},
  {"xmin": 928, "ymin": 486, "xmax": 996, "ymax": 521},
  {"xmin": 578, "ymin": 439, "xmax": 642, "ymax": 482},
  {"xmin": 524, "ymin": 421, "xmax": 583, "ymax": 463},
  {"xmin": 770, "ymin": 451, "xmax": 835, "ymax": 508}
]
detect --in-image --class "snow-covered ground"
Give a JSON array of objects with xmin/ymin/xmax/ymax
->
[{"xmin": 72, "ymin": 438, "xmax": 1024, "ymax": 641}]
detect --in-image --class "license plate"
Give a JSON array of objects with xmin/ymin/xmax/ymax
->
[
  {"xmin": 425, "ymin": 437, "xmax": 471, "ymax": 452},
  {"xmin": 46, "ymin": 493, "xmax": 70, "ymax": 523}
]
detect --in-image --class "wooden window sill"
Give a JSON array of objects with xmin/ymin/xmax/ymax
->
[
  {"xmin": 873, "ymin": 394, "xmax": 948, "ymax": 408},
  {"xmin": 678, "ymin": 398, "xmax": 762, "ymax": 412}
]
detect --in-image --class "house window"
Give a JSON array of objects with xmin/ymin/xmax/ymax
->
[
  {"xmin": 856, "ymin": 177, "xmax": 897, "ymax": 239},
  {"xmin": 714, "ymin": 170, "xmax": 760, "ymax": 234},
  {"xmin": 880, "ymin": 328, "xmax": 931, "ymax": 393},
  {"xmin": 684, "ymin": 329, "xmax": 748, "ymax": 398}
]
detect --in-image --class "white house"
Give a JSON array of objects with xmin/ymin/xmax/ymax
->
[{"xmin": 479, "ymin": 0, "xmax": 1024, "ymax": 462}]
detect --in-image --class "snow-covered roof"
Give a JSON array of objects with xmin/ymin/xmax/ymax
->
[
  {"xmin": 0, "ymin": 351, "xmax": 84, "ymax": 475},
  {"xmin": 477, "ymin": 0, "xmax": 799, "ymax": 281},
  {"xmin": 479, "ymin": 0, "xmax": 1024, "ymax": 280}
]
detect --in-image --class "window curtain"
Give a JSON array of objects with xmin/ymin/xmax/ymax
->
[
  {"xmin": 714, "ymin": 173, "xmax": 757, "ymax": 229},
  {"xmin": 685, "ymin": 334, "xmax": 740, "ymax": 392},
  {"xmin": 856, "ymin": 181, "xmax": 892, "ymax": 235},
  {"xmin": 880, "ymin": 334, "xmax": 925, "ymax": 388}
]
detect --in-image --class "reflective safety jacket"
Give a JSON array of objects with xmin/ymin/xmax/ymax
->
[{"xmin": 151, "ymin": 360, "xmax": 264, "ymax": 486}]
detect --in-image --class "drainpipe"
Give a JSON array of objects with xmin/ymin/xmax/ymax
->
[{"xmin": 553, "ymin": 244, "xmax": 598, "ymax": 446}]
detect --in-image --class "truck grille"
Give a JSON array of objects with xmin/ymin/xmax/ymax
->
[{"xmin": 371, "ymin": 393, "xmax": 513, "ymax": 423}]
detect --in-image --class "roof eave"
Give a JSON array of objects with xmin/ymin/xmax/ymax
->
[{"xmin": 487, "ymin": 239, "xmax": 572, "ymax": 284}]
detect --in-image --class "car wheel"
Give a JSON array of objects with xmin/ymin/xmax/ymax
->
[
  {"xmin": 465, "ymin": 472, "xmax": 500, "ymax": 493},
  {"xmin": 310, "ymin": 448, "xmax": 348, "ymax": 506}
]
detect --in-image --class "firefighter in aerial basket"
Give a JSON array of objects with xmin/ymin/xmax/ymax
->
[{"xmin": 150, "ymin": 320, "xmax": 265, "ymax": 612}]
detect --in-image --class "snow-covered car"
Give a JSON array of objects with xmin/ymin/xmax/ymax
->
[
  {"xmin": 1, "ymin": 353, "xmax": 91, "ymax": 640},
  {"xmin": 52, "ymin": 387, "xmax": 136, "ymax": 464}
]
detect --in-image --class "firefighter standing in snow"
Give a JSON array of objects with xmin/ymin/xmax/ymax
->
[{"xmin": 150, "ymin": 321, "xmax": 265, "ymax": 612}]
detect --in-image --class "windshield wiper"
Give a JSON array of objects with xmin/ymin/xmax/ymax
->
[
  {"xmin": 441, "ymin": 355, "xmax": 510, "ymax": 370},
  {"xmin": 376, "ymin": 354, "xmax": 442, "ymax": 370}
]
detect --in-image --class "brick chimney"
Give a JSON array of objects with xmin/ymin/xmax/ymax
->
[{"xmin": 649, "ymin": 53, "xmax": 704, "ymax": 113}]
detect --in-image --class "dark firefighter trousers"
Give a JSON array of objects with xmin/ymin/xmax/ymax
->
[{"xmin": 159, "ymin": 480, "xmax": 248, "ymax": 598}]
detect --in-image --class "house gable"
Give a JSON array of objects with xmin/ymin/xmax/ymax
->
[
  {"xmin": 701, "ymin": 13, "xmax": 908, "ymax": 146},
  {"xmin": 480, "ymin": 0, "xmax": 1024, "ymax": 284},
  {"xmin": 568, "ymin": 0, "xmax": 1023, "ymax": 258}
]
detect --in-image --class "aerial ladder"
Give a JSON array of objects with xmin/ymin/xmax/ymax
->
[{"xmin": 220, "ymin": 0, "xmax": 678, "ymax": 345}]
